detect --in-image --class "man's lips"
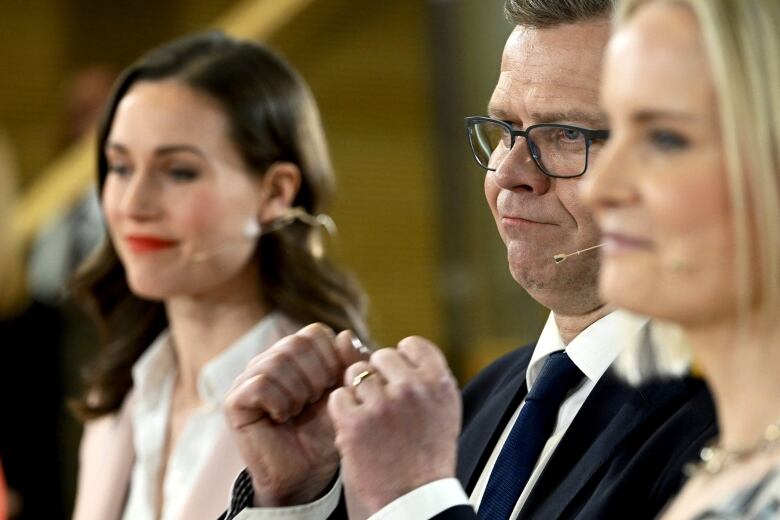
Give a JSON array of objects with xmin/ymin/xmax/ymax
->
[
  {"xmin": 501, "ymin": 215, "xmax": 552, "ymax": 227},
  {"xmin": 601, "ymin": 232, "xmax": 654, "ymax": 252},
  {"xmin": 125, "ymin": 235, "xmax": 178, "ymax": 252}
]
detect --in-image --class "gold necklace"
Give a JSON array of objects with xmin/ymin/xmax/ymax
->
[{"xmin": 685, "ymin": 418, "xmax": 780, "ymax": 477}]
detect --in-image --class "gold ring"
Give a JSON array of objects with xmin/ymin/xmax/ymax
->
[{"xmin": 352, "ymin": 369, "xmax": 373, "ymax": 387}]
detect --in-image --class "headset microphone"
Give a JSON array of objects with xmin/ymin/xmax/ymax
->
[
  {"xmin": 242, "ymin": 219, "xmax": 262, "ymax": 240},
  {"xmin": 553, "ymin": 243, "xmax": 606, "ymax": 264},
  {"xmin": 189, "ymin": 218, "xmax": 263, "ymax": 263},
  {"xmin": 188, "ymin": 207, "xmax": 336, "ymax": 263},
  {"xmin": 664, "ymin": 255, "xmax": 694, "ymax": 274}
]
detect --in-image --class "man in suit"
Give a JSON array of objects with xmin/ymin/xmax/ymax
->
[{"xmin": 223, "ymin": 1, "xmax": 717, "ymax": 519}]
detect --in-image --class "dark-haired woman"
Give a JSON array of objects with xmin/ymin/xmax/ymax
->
[{"xmin": 71, "ymin": 32, "xmax": 368, "ymax": 520}]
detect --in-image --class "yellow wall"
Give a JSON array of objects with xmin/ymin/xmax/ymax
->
[
  {"xmin": 269, "ymin": 0, "xmax": 442, "ymax": 346},
  {"xmin": 0, "ymin": 1, "xmax": 68, "ymax": 183}
]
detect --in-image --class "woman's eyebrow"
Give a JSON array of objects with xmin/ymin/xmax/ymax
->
[
  {"xmin": 631, "ymin": 109, "xmax": 701, "ymax": 123},
  {"xmin": 104, "ymin": 142, "xmax": 207, "ymax": 158},
  {"xmin": 153, "ymin": 144, "xmax": 207, "ymax": 158}
]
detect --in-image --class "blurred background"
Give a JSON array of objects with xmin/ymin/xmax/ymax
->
[{"xmin": 0, "ymin": 0, "xmax": 547, "ymax": 517}]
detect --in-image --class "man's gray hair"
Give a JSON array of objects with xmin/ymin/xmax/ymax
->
[{"xmin": 504, "ymin": 0, "xmax": 616, "ymax": 28}]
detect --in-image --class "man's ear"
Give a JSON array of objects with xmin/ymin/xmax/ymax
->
[{"xmin": 258, "ymin": 161, "xmax": 302, "ymax": 222}]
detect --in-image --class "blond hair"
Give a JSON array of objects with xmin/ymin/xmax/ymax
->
[{"xmin": 615, "ymin": 0, "xmax": 780, "ymax": 383}]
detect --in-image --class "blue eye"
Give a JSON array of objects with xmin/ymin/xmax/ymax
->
[
  {"xmin": 561, "ymin": 128, "xmax": 583, "ymax": 141},
  {"xmin": 650, "ymin": 130, "xmax": 688, "ymax": 151}
]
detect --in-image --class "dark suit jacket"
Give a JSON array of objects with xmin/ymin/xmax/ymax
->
[{"xmin": 440, "ymin": 343, "xmax": 718, "ymax": 519}]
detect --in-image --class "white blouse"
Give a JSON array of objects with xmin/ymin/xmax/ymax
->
[{"xmin": 121, "ymin": 311, "xmax": 295, "ymax": 520}]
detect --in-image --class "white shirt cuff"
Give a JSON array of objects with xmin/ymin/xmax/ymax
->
[
  {"xmin": 367, "ymin": 478, "xmax": 471, "ymax": 520},
  {"xmin": 234, "ymin": 476, "xmax": 342, "ymax": 520}
]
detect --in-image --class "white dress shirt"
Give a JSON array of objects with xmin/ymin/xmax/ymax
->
[
  {"xmin": 237, "ymin": 310, "xmax": 647, "ymax": 520},
  {"xmin": 234, "ymin": 477, "xmax": 344, "ymax": 520},
  {"xmin": 122, "ymin": 312, "xmax": 291, "ymax": 520}
]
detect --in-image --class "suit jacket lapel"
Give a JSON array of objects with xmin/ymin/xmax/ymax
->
[
  {"xmin": 520, "ymin": 370, "xmax": 691, "ymax": 519},
  {"xmin": 456, "ymin": 349, "xmax": 532, "ymax": 494}
]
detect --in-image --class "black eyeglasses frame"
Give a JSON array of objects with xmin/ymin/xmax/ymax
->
[{"xmin": 464, "ymin": 116, "xmax": 610, "ymax": 179}]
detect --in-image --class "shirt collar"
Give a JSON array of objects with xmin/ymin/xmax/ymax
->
[
  {"xmin": 132, "ymin": 329, "xmax": 175, "ymax": 411},
  {"xmin": 527, "ymin": 310, "xmax": 649, "ymax": 390},
  {"xmin": 132, "ymin": 311, "xmax": 299, "ymax": 409},
  {"xmin": 197, "ymin": 311, "xmax": 294, "ymax": 405}
]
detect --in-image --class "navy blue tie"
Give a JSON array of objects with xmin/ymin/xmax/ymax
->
[{"xmin": 478, "ymin": 351, "xmax": 584, "ymax": 520}]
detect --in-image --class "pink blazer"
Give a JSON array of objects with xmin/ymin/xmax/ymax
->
[
  {"xmin": 72, "ymin": 316, "xmax": 301, "ymax": 520},
  {"xmin": 72, "ymin": 393, "xmax": 135, "ymax": 520}
]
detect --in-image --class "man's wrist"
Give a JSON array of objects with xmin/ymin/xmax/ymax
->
[{"xmin": 251, "ymin": 471, "xmax": 340, "ymax": 507}]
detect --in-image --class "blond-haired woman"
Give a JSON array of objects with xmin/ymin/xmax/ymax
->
[{"xmin": 584, "ymin": 0, "xmax": 780, "ymax": 517}]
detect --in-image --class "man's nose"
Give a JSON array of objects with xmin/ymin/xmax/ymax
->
[{"xmin": 490, "ymin": 139, "xmax": 551, "ymax": 195}]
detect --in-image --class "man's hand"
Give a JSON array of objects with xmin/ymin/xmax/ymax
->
[
  {"xmin": 328, "ymin": 337, "xmax": 462, "ymax": 519},
  {"xmin": 225, "ymin": 323, "xmax": 366, "ymax": 506}
]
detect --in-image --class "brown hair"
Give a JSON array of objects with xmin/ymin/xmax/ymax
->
[
  {"xmin": 504, "ymin": 0, "xmax": 616, "ymax": 27},
  {"xmin": 72, "ymin": 31, "xmax": 369, "ymax": 419}
]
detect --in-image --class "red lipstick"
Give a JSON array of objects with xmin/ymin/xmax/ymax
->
[{"xmin": 126, "ymin": 235, "xmax": 178, "ymax": 253}]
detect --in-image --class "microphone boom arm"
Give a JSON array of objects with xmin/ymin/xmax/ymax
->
[{"xmin": 553, "ymin": 243, "xmax": 606, "ymax": 264}]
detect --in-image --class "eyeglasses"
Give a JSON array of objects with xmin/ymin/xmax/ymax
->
[{"xmin": 464, "ymin": 116, "xmax": 609, "ymax": 178}]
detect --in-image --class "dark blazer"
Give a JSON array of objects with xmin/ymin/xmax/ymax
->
[{"xmin": 441, "ymin": 343, "xmax": 718, "ymax": 520}]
